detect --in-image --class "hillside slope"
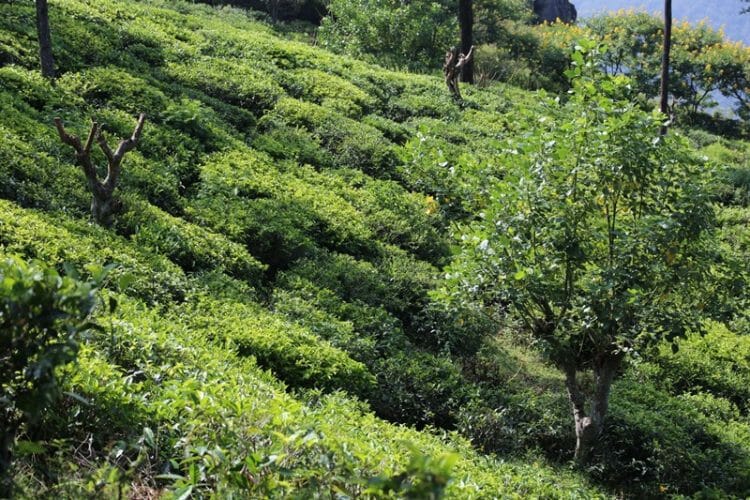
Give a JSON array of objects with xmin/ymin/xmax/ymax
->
[
  {"xmin": 0, "ymin": 0, "xmax": 605, "ymax": 497},
  {"xmin": 1, "ymin": 0, "xmax": 749, "ymax": 498}
]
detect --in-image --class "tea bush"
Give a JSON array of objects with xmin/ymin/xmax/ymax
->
[
  {"xmin": 599, "ymin": 374, "xmax": 750, "ymax": 497},
  {"xmin": 165, "ymin": 58, "xmax": 284, "ymax": 115},
  {"xmin": 0, "ymin": 256, "xmax": 99, "ymax": 496},
  {"xmin": 118, "ymin": 196, "xmax": 266, "ymax": 282},
  {"xmin": 0, "ymin": 200, "xmax": 188, "ymax": 304},
  {"xmin": 262, "ymin": 98, "xmax": 398, "ymax": 175},
  {"xmin": 178, "ymin": 295, "xmax": 377, "ymax": 397},
  {"xmin": 280, "ymin": 68, "xmax": 376, "ymax": 117},
  {"xmin": 1, "ymin": 0, "xmax": 748, "ymax": 495},
  {"xmin": 650, "ymin": 322, "xmax": 750, "ymax": 414}
]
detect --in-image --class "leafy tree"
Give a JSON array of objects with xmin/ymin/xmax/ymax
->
[
  {"xmin": 442, "ymin": 42, "xmax": 715, "ymax": 463},
  {"xmin": 319, "ymin": 0, "xmax": 532, "ymax": 73},
  {"xmin": 0, "ymin": 257, "xmax": 101, "ymax": 497},
  {"xmin": 319, "ymin": 0, "xmax": 458, "ymax": 71},
  {"xmin": 582, "ymin": 12, "xmax": 750, "ymax": 120}
]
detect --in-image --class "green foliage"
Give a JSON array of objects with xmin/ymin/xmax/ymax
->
[
  {"xmin": 280, "ymin": 68, "xmax": 376, "ymax": 117},
  {"xmin": 179, "ymin": 295, "xmax": 377, "ymax": 397},
  {"xmin": 371, "ymin": 352, "xmax": 475, "ymax": 429},
  {"xmin": 0, "ymin": 200, "xmax": 188, "ymax": 304},
  {"xmin": 651, "ymin": 322, "xmax": 750, "ymax": 414},
  {"xmin": 165, "ymin": 57, "xmax": 284, "ymax": 114},
  {"xmin": 118, "ymin": 196, "xmax": 266, "ymax": 281},
  {"xmin": 318, "ymin": 0, "xmax": 537, "ymax": 80},
  {"xmin": 581, "ymin": 11, "xmax": 750, "ymax": 118},
  {"xmin": 318, "ymin": 0, "xmax": 458, "ymax": 72},
  {"xmin": 0, "ymin": 122, "xmax": 88, "ymax": 212},
  {"xmin": 0, "ymin": 256, "xmax": 99, "ymax": 419},
  {"xmin": 261, "ymin": 97, "xmax": 398, "ymax": 176},
  {"xmin": 445, "ymin": 43, "xmax": 715, "ymax": 370},
  {"xmin": 57, "ymin": 67, "xmax": 169, "ymax": 115},
  {"xmin": 599, "ymin": 373, "xmax": 750, "ymax": 497},
  {"xmin": 0, "ymin": 256, "xmax": 100, "ymax": 495},
  {"xmin": 443, "ymin": 43, "xmax": 718, "ymax": 464},
  {"xmin": 1, "ymin": 0, "xmax": 749, "ymax": 495},
  {"xmin": 457, "ymin": 337, "xmax": 573, "ymax": 460}
]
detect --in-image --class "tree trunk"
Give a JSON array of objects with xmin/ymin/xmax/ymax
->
[
  {"xmin": 564, "ymin": 357, "xmax": 619, "ymax": 464},
  {"xmin": 0, "ymin": 425, "xmax": 15, "ymax": 499},
  {"xmin": 458, "ymin": 0, "xmax": 473, "ymax": 84},
  {"xmin": 91, "ymin": 188, "xmax": 116, "ymax": 227},
  {"xmin": 36, "ymin": 0, "xmax": 55, "ymax": 79},
  {"xmin": 659, "ymin": 0, "xmax": 672, "ymax": 136}
]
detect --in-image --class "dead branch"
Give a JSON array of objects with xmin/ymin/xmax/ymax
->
[{"xmin": 54, "ymin": 113, "xmax": 146, "ymax": 225}]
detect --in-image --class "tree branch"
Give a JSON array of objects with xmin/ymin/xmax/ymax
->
[
  {"xmin": 53, "ymin": 117, "xmax": 83, "ymax": 153},
  {"xmin": 54, "ymin": 117, "xmax": 99, "ymax": 185},
  {"xmin": 96, "ymin": 132, "xmax": 115, "ymax": 166},
  {"xmin": 102, "ymin": 114, "xmax": 146, "ymax": 191},
  {"xmin": 113, "ymin": 113, "xmax": 146, "ymax": 164},
  {"xmin": 83, "ymin": 121, "xmax": 100, "ymax": 155}
]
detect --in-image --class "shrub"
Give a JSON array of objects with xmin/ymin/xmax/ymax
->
[
  {"xmin": 599, "ymin": 374, "xmax": 750, "ymax": 497},
  {"xmin": 190, "ymin": 194, "xmax": 319, "ymax": 273},
  {"xmin": 118, "ymin": 196, "xmax": 266, "ymax": 282},
  {"xmin": 0, "ymin": 200, "xmax": 189, "ymax": 305},
  {"xmin": 165, "ymin": 58, "xmax": 284, "ymax": 115},
  {"xmin": 261, "ymin": 98, "xmax": 397, "ymax": 176},
  {"xmin": 385, "ymin": 90, "xmax": 459, "ymax": 123},
  {"xmin": 161, "ymin": 97, "xmax": 228, "ymax": 151},
  {"xmin": 192, "ymin": 151, "xmax": 383, "ymax": 266},
  {"xmin": 318, "ymin": 0, "xmax": 457, "ymax": 72},
  {"xmin": 371, "ymin": 352, "xmax": 474, "ymax": 429},
  {"xmin": 277, "ymin": 275, "xmax": 409, "ymax": 353},
  {"xmin": 651, "ymin": 322, "xmax": 750, "ymax": 414},
  {"xmin": 361, "ymin": 114, "xmax": 411, "ymax": 144},
  {"xmin": 0, "ymin": 124, "xmax": 89, "ymax": 213},
  {"xmin": 0, "ymin": 65, "xmax": 63, "ymax": 111},
  {"xmin": 272, "ymin": 289, "xmax": 379, "ymax": 362},
  {"xmin": 0, "ymin": 256, "xmax": 100, "ymax": 497},
  {"xmin": 457, "ymin": 339, "xmax": 573, "ymax": 460},
  {"xmin": 279, "ymin": 68, "xmax": 375, "ymax": 117},
  {"xmin": 252, "ymin": 125, "xmax": 334, "ymax": 167},
  {"xmin": 57, "ymin": 67, "xmax": 169, "ymax": 116},
  {"xmin": 179, "ymin": 296, "xmax": 376, "ymax": 397},
  {"xmin": 338, "ymin": 175, "xmax": 450, "ymax": 264}
]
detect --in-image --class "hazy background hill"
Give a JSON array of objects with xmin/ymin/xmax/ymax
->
[{"xmin": 574, "ymin": 0, "xmax": 750, "ymax": 44}]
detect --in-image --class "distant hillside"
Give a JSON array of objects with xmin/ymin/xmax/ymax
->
[{"xmin": 574, "ymin": 0, "xmax": 750, "ymax": 44}]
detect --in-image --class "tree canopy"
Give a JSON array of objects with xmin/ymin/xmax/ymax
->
[{"xmin": 443, "ymin": 41, "xmax": 716, "ymax": 461}]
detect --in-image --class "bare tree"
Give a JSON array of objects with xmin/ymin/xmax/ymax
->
[
  {"xmin": 444, "ymin": 45, "xmax": 474, "ymax": 101},
  {"xmin": 54, "ymin": 114, "xmax": 146, "ymax": 225},
  {"xmin": 659, "ymin": 0, "xmax": 672, "ymax": 135},
  {"xmin": 36, "ymin": 0, "xmax": 55, "ymax": 79}
]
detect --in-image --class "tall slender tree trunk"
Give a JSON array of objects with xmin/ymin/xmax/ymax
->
[
  {"xmin": 659, "ymin": 0, "xmax": 672, "ymax": 136},
  {"xmin": 564, "ymin": 357, "xmax": 620, "ymax": 463},
  {"xmin": 458, "ymin": 0, "xmax": 473, "ymax": 84},
  {"xmin": 36, "ymin": 0, "xmax": 55, "ymax": 79}
]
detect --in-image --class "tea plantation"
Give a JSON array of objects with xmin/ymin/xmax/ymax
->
[{"xmin": 1, "ymin": 0, "xmax": 749, "ymax": 497}]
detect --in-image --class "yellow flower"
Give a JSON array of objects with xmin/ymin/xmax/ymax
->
[{"xmin": 425, "ymin": 195, "xmax": 438, "ymax": 215}]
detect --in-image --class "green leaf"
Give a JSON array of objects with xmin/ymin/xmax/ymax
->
[
  {"xmin": 15, "ymin": 440, "xmax": 45, "ymax": 455},
  {"xmin": 173, "ymin": 485, "xmax": 193, "ymax": 500}
]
